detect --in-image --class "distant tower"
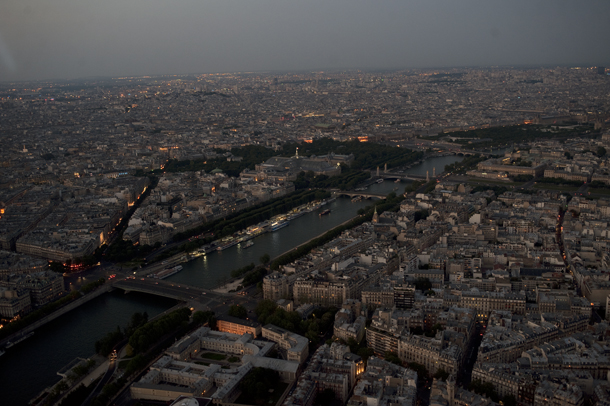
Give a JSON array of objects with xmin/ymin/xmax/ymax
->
[
  {"xmin": 372, "ymin": 206, "xmax": 379, "ymax": 223},
  {"xmin": 433, "ymin": 167, "xmax": 436, "ymax": 177},
  {"xmin": 426, "ymin": 171, "xmax": 429, "ymax": 182},
  {"xmin": 295, "ymin": 147, "xmax": 299, "ymax": 159},
  {"xmin": 376, "ymin": 166, "xmax": 380, "ymax": 177},
  {"xmin": 384, "ymin": 163, "xmax": 387, "ymax": 173}
]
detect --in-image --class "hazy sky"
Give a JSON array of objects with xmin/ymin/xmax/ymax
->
[{"xmin": 1, "ymin": 0, "xmax": 609, "ymax": 82}]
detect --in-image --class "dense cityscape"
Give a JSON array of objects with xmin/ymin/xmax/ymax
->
[{"xmin": 2, "ymin": 66, "xmax": 610, "ymax": 406}]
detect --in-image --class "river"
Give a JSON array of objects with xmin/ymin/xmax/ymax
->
[
  {"xmin": 173, "ymin": 197, "xmax": 372, "ymax": 289},
  {"xmin": 0, "ymin": 291, "xmax": 177, "ymax": 406},
  {"xmin": 0, "ymin": 154, "xmax": 462, "ymax": 405}
]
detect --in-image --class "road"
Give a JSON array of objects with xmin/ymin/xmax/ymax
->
[
  {"xmin": 81, "ymin": 358, "xmax": 117, "ymax": 406},
  {"xmin": 113, "ymin": 277, "xmax": 259, "ymax": 315}
]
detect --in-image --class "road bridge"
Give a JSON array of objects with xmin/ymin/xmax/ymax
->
[
  {"xmin": 113, "ymin": 278, "xmax": 257, "ymax": 311},
  {"xmin": 365, "ymin": 171, "xmax": 428, "ymax": 181},
  {"xmin": 113, "ymin": 278, "xmax": 228, "ymax": 301},
  {"xmin": 379, "ymin": 173, "xmax": 427, "ymax": 181},
  {"xmin": 332, "ymin": 191, "xmax": 387, "ymax": 199}
]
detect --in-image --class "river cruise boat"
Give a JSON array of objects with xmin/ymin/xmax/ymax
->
[
  {"xmin": 150, "ymin": 265, "xmax": 183, "ymax": 279},
  {"xmin": 270, "ymin": 220, "xmax": 289, "ymax": 231}
]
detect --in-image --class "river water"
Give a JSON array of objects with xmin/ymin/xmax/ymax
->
[
  {"xmin": 173, "ymin": 197, "xmax": 371, "ymax": 289},
  {"xmin": 1, "ymin": 154, "xmax": 462, "ymax": 405},
  {"xmin": 0, "ymin": 291, "xmax": 177, "ymax": 406}
]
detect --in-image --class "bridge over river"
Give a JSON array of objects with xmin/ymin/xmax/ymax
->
[
  {"xmin": 332, "ymin": 191, "xmax": 388, "ymax": 199},
  {"xmin": 376, "ymin": 172, "xmax": 428, "ymax": 181},
  {"xmin": 113, "ymin": 278, "xmax": 257, "ymax": 312}
]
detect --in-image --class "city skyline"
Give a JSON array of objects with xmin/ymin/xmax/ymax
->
[{"xmin": 1, "ymin": 0, "xmax": 610, "ymax": 82}]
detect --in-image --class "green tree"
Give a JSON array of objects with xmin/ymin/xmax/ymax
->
[
  {"xmin": 193, "ymin": 310, "xmax": 215, "ymax": 325},
  {"xmin": 95, "ymin": 326, "xmax": 124, "ymax": 356},
  {"xmin": 597, "ymin": 146, "xmax": 607, "ymax": 157},
  {"xmin": 124, "ymin": 354, "xmax": 149, "ymax": 377},
  {"xmin": 407, "ymin": 362, "xmax": 429, "ymax": 379},
  {"xmin": 357, "ymin": 347, "xmax": 374, "ymax": 362},
  {"xmin": 255, "ymin": 299, "xmax": 278, "ymax": 320},
  {"xmin": 239, "ymin": 367, "xmax": 280, "ymax": 404},
  {"xmin": 413, "ymin": 209, "xmax": 429, "ymax": 223},
  {"xmin": 259, "ymin": 253, "xmax": 271, "ymax": 264},
  {"xmin": 347, "ymin": 337, "xmax": 359, "ymax": 353},
  {"xmin": 384, "ymin": 351, "xmax": 402, "ymax": 366},
  {"xmin": 469, "ymin": 379, "xmax": 499, "ymax": 402},
  {"xmin": 433, "ymin": 368, "xmax": 450, "ymax": 380},
  {"xmin": 228, "ymin": 305, "xmax": 248, "ymax": 319},
  {"xmin": 414, "ymin": 277, "xmax": 432, "ymax": 292}
]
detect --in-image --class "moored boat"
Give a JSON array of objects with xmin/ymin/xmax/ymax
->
[
  {"xmin": 5, "ymin": 332, "xmax": 34, "ymax": 349},
  {"xmin": 150, "ymin": 265, "xmax": 183, "ymax": 279},
  {"xmin": 270, "ymin": 220, "xmax": 289, "ymax": 231},
  {"xmin": 217, "ymin": 239, "xmax": 239, "ymax": 251}
]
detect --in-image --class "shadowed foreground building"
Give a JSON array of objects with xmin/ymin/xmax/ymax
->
[{"xmin": 131, "ymin": 326, "xmax": 299, "ymax": 402}]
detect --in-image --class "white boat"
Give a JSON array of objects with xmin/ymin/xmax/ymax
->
[
  {"xmin": 270, "ymin": 220, "xmax": 289, "ymax": 231},
  {"xmin": 376, "ymin": 179, "xmax": 384, "ymax": 184},
  {"xmin": 151, "ymin": 265, "xmax": 183, "ymax": 279},
  {"xmin": 217, "ymin": 238, "xmax": 239, "ymax": 251}
]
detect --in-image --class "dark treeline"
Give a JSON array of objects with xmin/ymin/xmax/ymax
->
[
  {"xmin": 255, "ymin": 299, "xmax": 338, "ymax": 345},
  {"xmin": 95, "ymin": 308, "xmax": 215, "ymax": 405},
  {"xmin": 153, "ymin": 189, "xmax": 330, "ymax": 262},
  {"xmin": 128, "ymin": 307, "xmax": 191, "ymax": 354},
  {"xmin": 230, "ymin": 263, "xmax": 255, "ymax": 278},
  {"xmin": 94, "ymin": 311, "xmax": 149, "ymax": 356},
  {"xmin": 538, "ymin": 177, "xmax": 585, "ymax": 187},
  {"xmin": 444, "ymin": 154, "xmax": 486, "ymax": 174},
  {"xmin": 238, "ymin": 368, "xmax": 281, "ymax": 405},
  {"xmin": 426, "ymin": 124, "xmax": 598, "ymax": 150},
  {"xmin": 157, "ymin": 138, "xmax": 424, "ymax": 177},
  {"xmin": 293, "ymin": 167, "xmax": 370, "ymax": 191}
]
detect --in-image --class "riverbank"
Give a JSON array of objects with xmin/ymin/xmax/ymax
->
[
  {"xmin": 0, "ymin": 284, "xmax": 113, "ymax": 349},
  {"xmin": 213, "ymin": 278, "xmax": 244, "ymax": 294}
]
